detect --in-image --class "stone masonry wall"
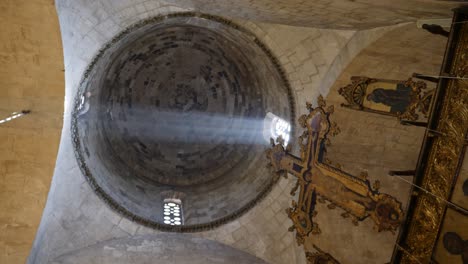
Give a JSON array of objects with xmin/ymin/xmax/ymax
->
[
  {"xmin": 50, "ymin": 234, "xmax": 268, "ymax": 264},
  {"xmin": 117, "ymin": 0, "xmax": 455, "ymax": 29},
  {"xmin": 28, "ymin": 1, "xmax": 421, "ymax": 263}
]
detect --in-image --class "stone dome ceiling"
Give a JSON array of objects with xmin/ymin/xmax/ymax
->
[{"xmin": 72, "ymin": 14, "xmax": 294, "ymax": 231}]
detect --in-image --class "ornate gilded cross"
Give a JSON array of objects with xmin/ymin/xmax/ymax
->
[{"xmin": 266, "ymin": 96, "xmax": 403, "ymax": 245}]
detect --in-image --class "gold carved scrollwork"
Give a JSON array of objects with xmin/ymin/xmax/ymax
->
[
  {"xmin": 306, "ymin": 245, "xmax": 340, "ymax": 264},
  {"xmin": 266, "ymin": 95, "xmax": 404, "ymax": 260},
  {"xmin": 369, "ymin": 194, "xmax": 403, "ymax": 234},
  {"xmin": 286, "ymin": 199, "xmax": 315, "ymax": 246},
  {"xmin": 399, "ymin": 14, "xmax": 468, "ymax": 263}
]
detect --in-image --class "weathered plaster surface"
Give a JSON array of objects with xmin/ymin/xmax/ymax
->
[{"xmin": 0, "ymin": 1, "xmax": 64, "ymax": 263}]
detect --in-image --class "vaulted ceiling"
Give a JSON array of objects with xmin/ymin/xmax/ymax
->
[{"xmin": 0, "ymin": 1, "xmax": 458, "ymax": 264}]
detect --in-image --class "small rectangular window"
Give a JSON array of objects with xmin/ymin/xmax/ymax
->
[{"xmin": 163, "ymin": 201, "xmax": 183, "ymax": 225}]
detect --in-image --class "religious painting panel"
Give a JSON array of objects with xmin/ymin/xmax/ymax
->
[
  {"xmin": 338, "ymin": 76, "xmax": 432, "ymax": 121},
  {"xmin": 433, "ymin": 208, "xmax": 468, "ymax": 264},
  {"xmin": 364, "ymin": 80, "xmax": 412, "ymax": 114},
  {"xmin": 451, "ymin": 150, "xmax": 468, "ymax": 212}
]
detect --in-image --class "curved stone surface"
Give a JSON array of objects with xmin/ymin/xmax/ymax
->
[
  {"xmin": 51, "ymin": 234, "xmax": 268, "ymax": 264},
  {"xmin": 31, "ymin": 1, "xmax": 415, "ymax": 263},
  {"xmin": 72, "ymin": 14, "xmax": 294, "ymax": 231},
  {"xmin": 55, "ymin": 0, "xmax": 457, "ymax": 30},
  {"xmin": 162, "ymin": 0, "xmax": 456, "ymax": 29}
]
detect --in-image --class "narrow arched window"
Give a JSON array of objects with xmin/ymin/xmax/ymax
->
[{"xmin": 263, "ymin": 112, "xmax": 291, "ymax": 147}]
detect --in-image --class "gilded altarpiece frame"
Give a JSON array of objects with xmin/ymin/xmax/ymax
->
[{"xmin": 393, "ymin": 7, "xmax": 468, "ymax": 264}]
